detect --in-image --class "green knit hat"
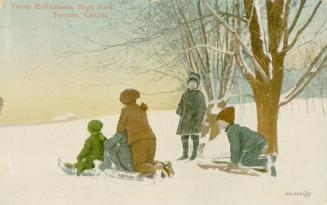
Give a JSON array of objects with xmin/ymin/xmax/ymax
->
[{"xmin": 87, "ymin": 120, "xmax": 103, "ymax": 133}]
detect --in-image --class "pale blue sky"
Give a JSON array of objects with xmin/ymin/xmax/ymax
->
[{"xmin": 0, "ymin": 0, "xmax": 326, "ymax": 125}]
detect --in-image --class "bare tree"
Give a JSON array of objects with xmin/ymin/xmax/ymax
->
[
  {"xmin": 61, "ymin": 0, "xmax": 326, "ymax": 154},
  {"xmin": 134, "ymin": 0, "xmax": 247, "ymax": 140},
  {"xmin": 201, "ymin": 0, "xmax": 327, "ymax": 153}
]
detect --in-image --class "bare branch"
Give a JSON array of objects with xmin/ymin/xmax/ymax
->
[
  {"xmin": 282, "ymin": 0, "xmax": 322, "ymax": 53},
  {"xmin": 253, "ymin": 0, "xmax": 268, "ymax": 54},
  {"xmin": 282, "ymin": 0, "xmax": 292, "ymax": 49},
  {"xmin": 211, "ymin": 11, "xmax": 248, "ymax": 23},
  {"xmin": 280, "ymin": 43, "xmax": 327, "ymax": 107},
  {"xmin": 141, "ymin": 90, "xmax": 179, "ymax": 96},
  {"xmin": 235, "ymin": 52, "xmax": 256, "ymax": 86},
  {"xmin": 201, "ymin": 0, "xmax": 269, "ymax": 83},
  {"xmin": 220, "ymin": 56, "xmax": 237, "ymax": 103},
  {"xmin": 65, "ymin": 32, "xmax": 163, "ymax": 56},
  {"xmin": 183, "ymin": 45, "xmax": 235, "ymax": 55},
  {"xmin": 287, "ymin": 0, "xmax": 306, "ymax": 36}
]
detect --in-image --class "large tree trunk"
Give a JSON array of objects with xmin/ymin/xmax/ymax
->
[
  {"xmin": 254, "ymin": 54, "xmax": 284, "ymax": 154},
  {"xmin": 255, "ymin": 88, "xmax": 280, "ymax": 154}
]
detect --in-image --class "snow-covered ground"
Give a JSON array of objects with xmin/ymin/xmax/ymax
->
[{"xmin": 0, "ymin": 99, "xmax": 327, "ymax": 205}]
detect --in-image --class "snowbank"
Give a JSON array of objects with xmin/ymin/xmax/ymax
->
[{"xmin": 0, "ymin": 99, "xmax": 326, "ymax": 205}]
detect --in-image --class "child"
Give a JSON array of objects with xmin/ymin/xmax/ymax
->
[
  {"xmin": 216, "ymin": 107, "xmax": 277, "ymax": 176},
  {"xmin": 101, "ymin": 132, "xmax": 134, "ymax": 172},
  {"xmin": 117, "ymin": 89, "xmax": 173, "ymax": 177},
  {"xmin": 176, "ymin": 72, "xmax": 206, "ymax": 160},
  {"xmin": 65, "ymin": 120, "xmax": 107, "ymax": 176}
]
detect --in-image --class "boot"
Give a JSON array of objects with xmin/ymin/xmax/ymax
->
[
  {"xmin": 162, "ymin": 161, "xmax": 175, "ymax": 177},
  {"xmin": 197, "ymin": 143, "xmax": 206, "ymax": 158},
  {"xmin": 177, "ymin": 138, "xmax": 189, "ymax": 160},
  {"xmin": 266, "ymin": 155, "xmax": 277, "ymax": 177},
  {"xmin": 64, "ymin": 162, "xmax": 75, "ymax": 169},
  {"xmin": 189, "ymin": 135, "xmax": 199, "ymax": 161}
]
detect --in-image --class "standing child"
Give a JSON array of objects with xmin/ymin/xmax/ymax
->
[
  {"xmin": 216, "ymin": 107, "xmax": 277, "ymax": 176},
  {"xmin": 176, "ymin": 72, "xmax": 206, "ymax": 160}
]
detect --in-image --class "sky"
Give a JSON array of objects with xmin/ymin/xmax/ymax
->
[
  {"xmin": 0, "ymin": 0, "xmax": 326, "ymax": 125},
  {"xmin": 0, "ymin": 0, "xmax": 181, "ymax": 125}
]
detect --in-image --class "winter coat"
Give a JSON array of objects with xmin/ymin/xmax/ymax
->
[
  {"xmin": 76, "ymin": 122, "xmax": 107, "ymax": 162},
  {"xmin": 117, "ymin": 103, "xmax": 156, "ymax": 145},
  {"xmin": 226, "ymin": 124, "xmax": 267, "ymax": 164},
  {"xmin": 103, "ymin": 132, "xmax": 133, "ymax": 172},
  {"xmin": 176, "ymin": 89, "xmax": 206, "ymax": 135}
]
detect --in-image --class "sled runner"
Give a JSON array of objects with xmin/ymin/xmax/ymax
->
[
  {"xmin": 58, "ymin": 158, "xmax": 101, "ymax": 176},
  {"xmin": 58, "ymin": 158, "xmax": 152, "ymax": 181},
  {"xmin": 103, "ymin": 169, "xmax": 145, "ymax": 181},
  {"xmin": 196, "ymin": 161, "xmax": 261, "ymax": 177},
  {"xmin": 211, "ymin": 159, "xmax": 268, "ymax": 173}
]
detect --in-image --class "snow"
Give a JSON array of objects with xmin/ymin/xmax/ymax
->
[
  {"xmin": 265, "ymin": 52, "xmax": 274, "ymax": 79},
  {"xmin": 238, "ymin": 51, "xmax": 255, "ymax": 78},
  {"xmin": 277, "ymin": 35, "xmax": 284, "ymax": 53},
  {"xmin": 1, "ymin": 99, "xmax": 327, "ymax": 205},
  {"xmin": 254, "ymin": 0, "xmax": 267, "ymax": 52},
  {"xmin": 50, "ymin": 112, "xmax": 77, "ymax": 122},
  {"xmin": 253, "ymin": 0, "xmax": 274, "ymax": 80}
]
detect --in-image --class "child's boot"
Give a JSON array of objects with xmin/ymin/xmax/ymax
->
[
  {"xmin": 177, "ymin": 137, "xmax": 189, "ymax": 160},
  {"xmin": 189, "ymin": 135, "xmax": 199, "ymax": 161},
  {"xmin": 267, "ymin": 155, "xmax": 277, "ymax": 177}
]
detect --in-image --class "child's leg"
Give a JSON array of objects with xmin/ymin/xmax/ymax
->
[
  {"xmin": 190, "ymin": 135, "xmax": 199, "ymax": 160},
  {"xmin": 131, "ymin": 140, "xmax": 156, "ymax": 175},
  {"xmin": 178, "ymin": 135, "xmax": 189, "ymax": 160},
  {"xmin": 101, "ymin": 149, "xmax": 113, "ymax": 170},
  {"xmin": 75, "ymin": 159, "xmax": 95, "ymax": 176},
  {"xmin": 240, "ymin": 143, "xmax": 267, "ymax": 167}
]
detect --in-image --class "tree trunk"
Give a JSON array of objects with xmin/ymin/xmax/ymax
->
[
  {"xmin": 254, "ymin": 86, "xmax": 280, "ymax": 154},
  {"xmin": 203, "ymin": 77, "xmax": 214, "ymax": 102}
]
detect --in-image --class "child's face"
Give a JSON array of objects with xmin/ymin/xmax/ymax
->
[
  {"xmin": 187, "ymin": 80, "xmax": 198, "ymax": 90},
  {"xmin": 217, "ymin": 120, "xmax": 229, "ymax": 129}
]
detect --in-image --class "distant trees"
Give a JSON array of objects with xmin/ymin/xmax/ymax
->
[{"xmin": 0, "ymin": 97, "xmax": 3, "ymax": 115}]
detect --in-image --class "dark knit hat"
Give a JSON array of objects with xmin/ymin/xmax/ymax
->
[
  {"xmin": 120, "ymin": 89, "xmax": 140, "ymax": 105},
  {"xmin": 87, "ymin": 120, "xmax": 103, "ymax": 133},
  {"xmin": 187, "ymin": 72, "xmax": 200, "ymax": 86},
  {"xmin": 216, "ymin": 107, "xmax": 235, "ymax": 124}
]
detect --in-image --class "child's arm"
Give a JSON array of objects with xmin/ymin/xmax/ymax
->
[
  {"xmin": 227, "ymin": 128, "xmax": 242, "ymax": 164},
  {"xmin": 195, "ymin": 93, "xmax": 207, "ymax": 131},
  {"xmin": 117, "ymin": 108, "xmax": 127, "ymax": 133},
  {"xmin": 176, "ymin": 94, "xmax": 184, "ymax": 115},
  {"xmin": 76, "ymin": 138, "xmax": 92, "ymax": 161},
  {"xmin": 104, "ymin": 133, "xmax": 125, "ymax": 150}
]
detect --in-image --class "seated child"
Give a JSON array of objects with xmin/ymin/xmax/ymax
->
[
  {"xmin": 216, "ymin": 107, "xmax": 277, "ymax": 176},
  {"xmin": 64, "ymin": 120, "xmax": 107, "ymax": 176},
  {"xmin": 101, "ymin": 132, "xmax": 134, "ymax": 172}
]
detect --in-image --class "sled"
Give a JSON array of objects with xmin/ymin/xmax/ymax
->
[
  {"xmin": 58, "ymin": 158, "xmax": 149, "ymax": 180},
  {"xmin": 211, "ymin": 159, "xmax": 268, "ymax": 173},
  {"xmin": 103, "ymin": 169, "xmax": 145, "ymax": 181},
  {"xmin": 57, "ymin": 158, "xmax": 101, "ymax": 176},
  {"xmin": 196, "ymin": 161, "xmax": 261, "ymax": 177}
]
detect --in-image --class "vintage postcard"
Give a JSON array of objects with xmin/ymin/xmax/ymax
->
[{"xmin": 0, "ymin": 0, "xmax": 326, "ymax": 204}]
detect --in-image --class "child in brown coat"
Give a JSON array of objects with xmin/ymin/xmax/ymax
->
[{"xmin": 116, "ymin": 89, "xmax": 157, "ymax": 175}]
